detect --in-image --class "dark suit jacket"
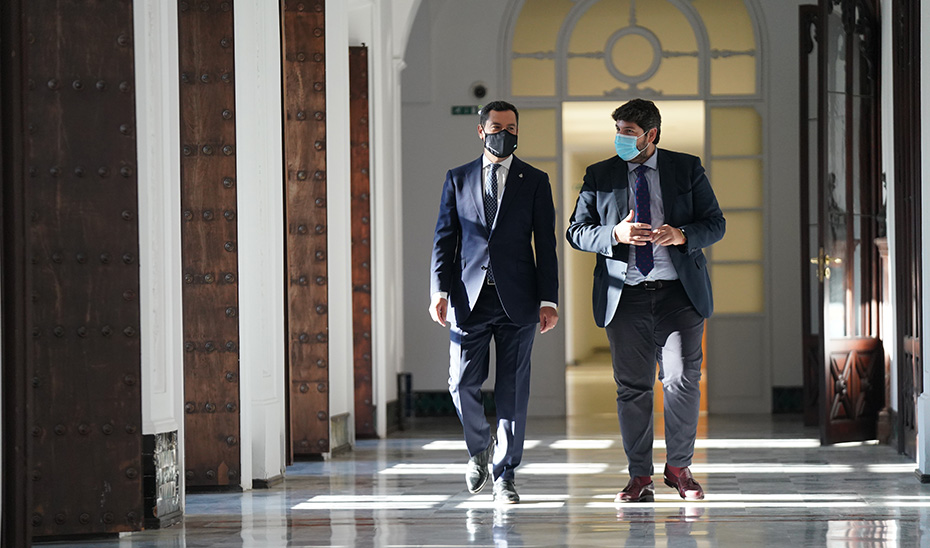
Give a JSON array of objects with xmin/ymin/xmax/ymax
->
[
  {"xmin": 565, "ymin": 149, "xmax": 725, "ymax": 327},
  {"xmin": 430, "ymin": 155, "xmax": 559, "ymax": 326}
]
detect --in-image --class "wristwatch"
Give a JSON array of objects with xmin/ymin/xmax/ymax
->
[{"xmin": 679, "ymin": 226, "xmax": 687, "ymax": 243}]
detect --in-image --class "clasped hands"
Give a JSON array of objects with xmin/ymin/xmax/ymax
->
[{"xmin": 613, "ymin": 210, "xmax": 685, "ymax": 247}]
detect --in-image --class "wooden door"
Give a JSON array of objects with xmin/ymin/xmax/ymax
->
[
  {"xmin": 809, "ymin": 0, "xmax": 884, "ymax": 445},
  {"xmin": 178, "ymin": 0, "xmax": 243, "ymax": 489},
  {"xmin": 2, "ymin": 1, "xmax": 145, "ymax": 540},
  {"xmin": 891, "ymin": 0, "xmax": 921, "ymax": 460},
  {"xmin": 349, "ymin": 46, "xmax": 376, "ymax": 438},
  {"xmin": 282, "ymin": 0, "xmax": 330, "ymax": 458}
]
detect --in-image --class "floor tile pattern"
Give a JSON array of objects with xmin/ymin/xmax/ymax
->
[
  {"xmin": 37, "ymin": 414, "xmax": 930, "ymax": 548},
  {"xmin": 36, "ymin": 362, "xmax": 930, "ymax": 547}
]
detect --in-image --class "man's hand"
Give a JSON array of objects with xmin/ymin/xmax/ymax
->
[
  {"xmin": 652, "ymin": 224, "xmax": 686, "ymax": 247},
  {"xmin": 539, "ymin": 306, "xmax": 559, "ymax": 334},
  {"xmin": 613, "ymin": 209, "xmax": 654, "ymax": 246},
  {"xmin": 429, "ymin": 294, "xmax": 448, "ymax": 327}
]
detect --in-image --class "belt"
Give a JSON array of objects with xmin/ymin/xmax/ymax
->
[{"xmin": 626, "ymin": 279, "xmax": 679, "ymax": 291}]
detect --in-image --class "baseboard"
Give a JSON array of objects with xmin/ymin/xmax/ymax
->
[
  {"xmin": 772, "ymin": 386, "xmax": 803, "ymax": 414},
  {"xmin": 413, "ymin": 391, "xmax": 496, "ymax": 417},
  {"xmin": 142, "ymin": 431, "xmax": 182, "ymax": 527},
  {"xmin": 330, "ymin": 412, "xmax": 352, "ymax": 455},
  {"xmin": 144, "ymin": 508, "xmax": 182, "ymax": 530},
  {"xmin": 252, "ymin": 474, "xmax": 285, "ymax": 489}
]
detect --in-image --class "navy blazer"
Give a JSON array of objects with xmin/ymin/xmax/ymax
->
[
  {"xmin": 430, "ymin": 155, "xmax": 559, "ymax": 326},
  {"xmin": 566, "ymin": 149, "xmax": 725, "ymax": 327}
]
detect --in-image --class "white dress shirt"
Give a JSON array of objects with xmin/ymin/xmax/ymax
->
[{"xmin": 622, "ymin": 150, "xmax": 679, "ymax": 285}]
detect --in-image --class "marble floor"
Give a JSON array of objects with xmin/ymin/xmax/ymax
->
[{"xmin": 39, "ymin": 363, "xmax": 930, "ymax": 547}]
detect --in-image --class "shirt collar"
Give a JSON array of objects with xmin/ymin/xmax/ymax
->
[
  {"xmin": 627, "ymin": 149, "xmax": 658, "ymax": 173},
  {"xmin": 483, "ymin": 154, "xmax": 514, "ymax": 172}
]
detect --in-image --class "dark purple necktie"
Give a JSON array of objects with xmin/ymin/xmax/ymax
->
[{"xmin": 633, "ymin": 165, "xmax": 653, "ymax": 275}]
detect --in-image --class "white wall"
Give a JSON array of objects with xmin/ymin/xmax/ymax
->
[
  {"xmin": 234, "ymin": 1, "xmax": 287, "ymax": 485},
  {"xmin": 758, "ymin": 0, "xmax": 805, "ymax": 389},
  {"xmin": 401, "ymin": 1, "xmax": 567, "ymax": 417},
  {"xmin": 324, "ymin": 0, "xmax": 355, "ymax": 445},
  {"xmin": 134, "ymin": 0, "xmax": 186, "ymax": 494}
]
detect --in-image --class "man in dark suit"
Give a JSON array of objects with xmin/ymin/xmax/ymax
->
[
  {"xmin": 566, "ymin": 99, "xmax": 725, "ymax": 503},
  {"xmin": 429, "ymin": 100, "xmax": 559, "ymax": 504}
]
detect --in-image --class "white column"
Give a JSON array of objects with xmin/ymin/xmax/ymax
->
[
  {"xmin": 326, "ymin": 0, "xmax": 356, "ymax": 445},
  {"xmin": 134, "ymin": 0, "xmax": 185, "ymax": 490},
  {"xmin": 234, "ymin": 1, "xmax": 286, "ymax": 486}
]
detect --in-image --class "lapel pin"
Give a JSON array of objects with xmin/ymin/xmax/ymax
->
[{"xmin": 519, "ymin": 173, "xmax": 523, "ymax": 178}]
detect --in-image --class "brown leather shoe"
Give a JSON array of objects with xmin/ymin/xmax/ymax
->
[
  {"xmin": 663, "ymin": 464, "xmax": 704, "ymax": 500},
  {"xmin": 614, "ymin": 476, "xmax": 655, "ymax": 503}
]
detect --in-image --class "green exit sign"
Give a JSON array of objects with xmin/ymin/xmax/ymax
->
[{"xmin": 451, "ymin": 105, "xmax": 480, "ymax": 115}]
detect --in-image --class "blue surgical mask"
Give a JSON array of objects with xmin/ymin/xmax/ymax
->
[{"xmin": 615, "ymin": 132, "xmax": 645, "ymax": 161}]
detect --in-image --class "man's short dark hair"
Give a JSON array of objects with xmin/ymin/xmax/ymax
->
[
  {"xmin": 479, "ymin": 100, "xmax": 519, "ymax": 127},
  {"xmin": 612, "ymin": 98, "xmax": 661, "ymax": 145}
]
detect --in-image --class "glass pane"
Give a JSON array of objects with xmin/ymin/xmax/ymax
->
[
  {"xmin": 711, "ymin": 211, "xmax": 762, "ymax": 262},
  {"xmin": 517, "ymin": 109, "xmax": 557, "ymax": 157},
  {"xmin": 512, "ymin": 59, "xmax": 556, "ymax": 97},
  {"xmin": 825, "ymin": 5, "xmax": 845, "ymax": 94},
  {"xmin": 711, "ymin": 56, "xmax": 756, "ymax": 95},
  {"xmin": 711, "ymin": 159, "xmax": 762, "ymax": 209},
  {"xmin": 566, "ymin": 0, "xmax": 699, "ymax": 97},
  {"xmin": 693, "ymin": 0, "xmax": 757, "ymax": 95},
  {"xmin": 512, "ymin": 0, "xmax": 573, "ymax": 54},
  {"xmin": 711, "ymin": 263, "xmax": 764, "ymax": 314},
  {"xmin": 567, "ymin": 58, "xmax": 620, "ymax": 97},
  {"xmin": 647, "ymin": 57, "xmax": 699, "ymax": 96},
  {"xmin": 511, "ymin": 0, "xmax": 573, "ymax": 97},
  {"xmin": 710, "ymin": 107, "xmax": 761, "ymax": 156},
  {"xmin": 609, "ymin": 33, "xmax": 655, "ymax": 76},
  {"xmin": 692, "ymin": 0, "xmax": 756, "ymax": 51}
]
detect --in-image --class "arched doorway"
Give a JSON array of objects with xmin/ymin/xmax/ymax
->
[{"xmin": 501, "ymin": 0, "xmax": 770, "ymax": 414}]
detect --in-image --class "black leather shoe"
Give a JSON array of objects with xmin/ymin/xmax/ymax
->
[
  {"xmin": 466, "ymin": 438, "xmax": 494, "ymax": 493},
  {"xmin": 493, "ymin": 478, "xmax": 520, "ymax": 504},
  {"xmin": 614, "ymin": 476, "xmax": 655, "ymax": 503},
  {"xmin": 663, "ymin": 464, "xmax": 704, "ymax": 500}
]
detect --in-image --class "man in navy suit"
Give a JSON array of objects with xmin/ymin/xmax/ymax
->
[
  {"xmin": 566, "ymin": 99, "xmax": 725, "ymax": 503},
  {"xmin": 429, "ymin": 100, "xmax": 559, "ymax": 504}
]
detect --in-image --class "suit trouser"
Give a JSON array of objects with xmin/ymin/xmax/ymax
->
[
  {"xmin": 448, "ymin": 283, "xmax": 536, "ymax": 482},
  {"xmin": 605, "ymin": 280, "xmax": 704, "ymax": 478}
]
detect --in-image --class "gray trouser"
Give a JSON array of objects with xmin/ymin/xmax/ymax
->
[{"xmin": 605, "ymin": 281, "xmax": 704, "ymax": 477}]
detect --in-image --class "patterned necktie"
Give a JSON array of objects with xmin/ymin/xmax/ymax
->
[
  {"xmin": 484, "ymin": 163, "xmax": 500, "ymax": 282},
  {"xmin": 485, "ymin": 163, "xmax": 499, "ymax": 231},
  {"xmin": 633, "ymin": 165, "xmax": 653, "ymax": 276}
]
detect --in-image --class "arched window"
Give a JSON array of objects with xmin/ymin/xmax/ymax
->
[{"xmin": 503, "ymin": 0, "xmax": 766, "ymax": 317}]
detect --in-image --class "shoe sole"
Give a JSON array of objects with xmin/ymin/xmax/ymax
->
[
  {"xmin": 663, "ymin": 478, "xmax": 704, "ymax": 500},
  {"xmin": 615, "ymin": 488, "xmax": 654, "ymax": 503},
  {"xmin": 614, "ymin": 493, "xmax": 656, "ymax": 504},
  {"xmin": 467, "ymin": 470, "xmax": 490, "ymax": 494}
]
